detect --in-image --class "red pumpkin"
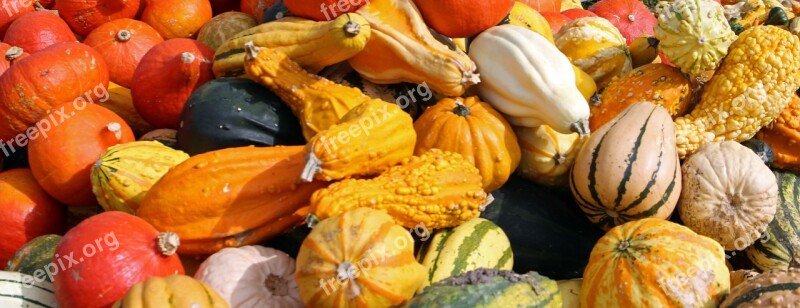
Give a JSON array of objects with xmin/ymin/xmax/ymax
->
[
  {"xmin": 0, "ymin": 0, "xmax": 34, "ymax": 38},
  {"xmin": 240, "ymin": 0, "xmax": 276, "ymax": 20},
  {"xmin": 588, "ymin": 0, "xmax": 656, "ymax": 44},
  {"xmin": 131, "ymin": 38, "xmax": 214, "ymax": 129},
  {"xmin": 542, "ymin": 12, "xmax": 572, "ymax": 33},
  {"xmin": 53, "ymin": 211, "xmax": 185, "ymax": 308},
  {"xmin": 284, "ymin": 0, "xmax": 367, "ymax": 21},
  {"xmin": 141, "ymin": 0, "xmax": 212, "ymax": 39},
  {"xmin": 55, "ymin": 0, "xmax": 141, "ymax": 36},
  {"xmin": 0, "ymin": 42, "xmax": 109, "ymax": 141},
  {"xmin": 0, "ymin": 42, "xmax": 29, "ymax": 75},
  {"xmin": 3, "ymin": 11, "xmax": 77, "ymax": 53},
  {"xmin": 414, "ymin": 0, "xmax": 515, "ymax": 38},
  {"xmin": 561, "ymin": 8, "xmax": 598, "ymax": 19},
  {"xmin": 0, "ymin": 168, "xmax": 66, "ymax": 266},
  {"xmin": 83, "ymin": 18, "xmax": 164, "ymax": 88},
  {"xmin": 28, "ymin": 103, "xmax": 135, "ymax": 207},
  {"xmin": 519, "ymin": 0, "xmax": 560, "ymax": 13}
]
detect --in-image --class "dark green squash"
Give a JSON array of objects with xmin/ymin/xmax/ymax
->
[
  {"xmin": 4, "ymin": 234, "xmax": 62, "ymax": 282},
  {"xmin": 742, "ymin": 138, "xmax": 775, "ymax": 166},
  {"xmin": 408, "ymin": 268, "xmax": 561, "ymax": 307},
  {"xmin": 765, "ymin": 7, "xmax": 790, "ymax": 27},
  {"xmin": 176, "ymin": 78, "xmax": 305, "ymax": 156},
  {"xmin": 745, "ymin": 169, "xmax": 800, "ymax": 271},
  {"xmin": 480, "ymin": 174, "xmax": 604, "ymax": 280}
]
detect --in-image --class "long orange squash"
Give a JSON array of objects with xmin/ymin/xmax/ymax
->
[{"xmin": 137, "ymin": 146, "xmax": 327, "ymax": 256}]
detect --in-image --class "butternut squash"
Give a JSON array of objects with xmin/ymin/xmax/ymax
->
[{"xmin": 213, "ymin": 13, "xmax": 370, "ymax": 77}]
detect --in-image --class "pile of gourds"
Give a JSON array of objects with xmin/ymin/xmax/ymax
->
[{"xmin": 1, "ymin": 0, "xmax": 800, "ymax": 306}]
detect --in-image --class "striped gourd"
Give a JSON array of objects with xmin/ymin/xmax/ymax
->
[
  {"xmin": 416, "ymin": 218, "xmax": 513, "ymax": 292},
  {"xmin": 570, "ymin": 101, "xmax": 681, "ymax": 230},
  {"xmin": 581, "ymin": 218, "xmax": 730, "ymax": 307},
  {"xmin": 90, "ymin": 141, "xmax": 190, "ymax": 214},
  {"xmin": 212, "ymin": 13, "xmax": 370, "ymax": 78},
  {"xmin": 720, "ymin": 268, "xmax": 800, "ymax": 307},
  {"xmin": 408, "ymin": 268, "xmax": 561, "ymax": 307},
  {"xmin": 0, "ymin": 271, "xmax": 57, "ymax": 308},
  {"xmin": 4, "ymin": 235, "xmax": 61, "ymax": 282},
  {"xmin": 745, "ymin": 170, "xmax": 800, "ymax": 271}
]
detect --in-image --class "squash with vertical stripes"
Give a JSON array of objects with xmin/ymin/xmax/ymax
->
[
  {"xmin": 581, "ymin": 218, "xmax": 730, "ymax": 307},
  {"xmin": 745, "ymin": 170, "xmax": 800, "ymax": 271},
  {"xmin": 416, "ymin": 218, "xmax": 513, "ymax": 293},
  {"xmin": 516, "ymin": 125, "xmax": 584, "ymax": 187},
  {"xmin": 720, "ymin": 268, "xmax": 800, "ymax": 307},
  {"xmin": 0, "ymin": 271, "xmax": 58, "ymax": 308},
  {"xmin": 569, "ymin": 101, "xmax": 681, "ymax": 230}
]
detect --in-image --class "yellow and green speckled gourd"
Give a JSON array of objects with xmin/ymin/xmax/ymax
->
[
  {"xmin": 654, "ymin": 0, "xmax": 736, "ymax": 81},
  {"xmin": 90, "ymin": 141, "xmax": 190, "ymax": 213}
]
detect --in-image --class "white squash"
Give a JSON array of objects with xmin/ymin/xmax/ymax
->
[
  {"xmin": 679, "ymin": 141, "xmax": 778, "ymax": 251},
  {"xmin": 469, "ymin": 24, "xmax": 591, "ymax": 136},
  {"xmin": 194, "ymin": 245, "xmax": 302, "ymax": 308},
  {"xmin": 0, "ymin": 271, "xmax": 58, "ymax": 308}
]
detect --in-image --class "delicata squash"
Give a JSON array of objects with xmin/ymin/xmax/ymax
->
[
  {"xmin": 213, "ymin": 13, "xmax": 370, "ymax": 77},
  {"xmin": 674, "ymin": 25, "xmax": 800, "ymax": 158},
  {"xmin": 309, "ymin": 149, "xmax": 489, "ymax": 230},
  {"xmin": 347, "ymin": 0, "xmax": 480, "ymax": 97},
  {"xmin": 243, "ymin": 42, "xmax": 370, "ymax": 140}
]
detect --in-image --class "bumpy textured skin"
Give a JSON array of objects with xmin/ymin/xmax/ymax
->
[
  {"xmin": 295, "ymin": 208, "xmax": 426, "ymax": 308},
  {"xmin": 91, "ymin": 141, "xmax": 190, "ymax": 214},
  {"xmin": 720, "ymin": 268, "xmax": 800, "ymax": 307},
  {"xmin": 347, "ymin": 0, "xmax": 480, "ymax": 97},
  {"xmin": 213, "ymin": 13, "xmax": 370, "ymax": 77},
  {"xmin": 758, "ymin": 95, "xmax": 800, "ymax": 170},
  {"xmin": 674, "ymin": 26, "xmax": 800, "ymax": 158},
  {"xmin": 655, "ymin": 0, "xmax": 736, "ymax": 79},
  {"xmin": 305, "ymin": 99, "xmax": 416, "ymax": 181},
  {"xmin": 309, "ymin": 149, "xmax": 487, "ymax": 230},
  {"xmin": 244, "ymin": 44, "xmax": 370, "ymax": 140},
  {"xmin": 581, "ymin": 218, "xmax": 730, "ymax": 307}
]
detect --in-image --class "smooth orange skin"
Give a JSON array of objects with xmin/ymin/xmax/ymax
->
[
  {"xmin": 83, "ymin": 18, "xmax": 164, "ymax": 88},
  {"xmin": 0, "ymin": 0, "xmax": 33, "ymax": 38},
  {"xmin": 55, "ymin": 0, "xmax": 141, "ymax": 36},
  {"xmin": 3, "ymin": 11, "xmax": 77, "ymax": 53},
  {"xmin": 0, "ymin": 168, "xmax": 66, "ymax": 266},
  {"xmin": 519, "ymin": 0, "xmax": 561, "ymax": 13},
  {"xmin": 541, "ymin": 12, "xmax": 572, "ymax": 33},
  {"xmin": 0, "ymin": 42, "xmax": 109, "ymax": 142},
  {"xmin": 141, "ymin": 0, "xmax": 212, "ymax": 39},
  {"xmin": 414, "ymin": 0, "xmax": 515, "ymax": 38},
  {"xmin": 28, "ymin": 104, "xmax": 135, "ymax": 207}
]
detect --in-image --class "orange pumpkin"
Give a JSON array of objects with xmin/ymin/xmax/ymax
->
[
  {"xmin": 0, "ymin": 42, "xmax": 109, "ymax": 142},
  {"xmin": 758, "ymin": 95, "xmax": 800, "ymax": 171},
  {"xmin": 519, "ymin": 0, "xmax": 560, "ymax": 13},
  {"xmin": 0, "ymin": 0, "xmax": 33, "ymax": 38},
  {"xmin": 55, "ymin": 0, "xmax": 141, "ymax": 36},
  {"xmin": 83, "ymin": 18, "xmax": 164, "ymax": 88},
  {"xmin": 284, "ymin": 0, "xmax": 367, "ymax": 21},
  {"xmin": 414, "ymin": 96, "xmax": 520, "ymax": 192},
  {"xmin": 0, "ymin": 168, "xmax": 66, "ymax": 266},
  {"xmin": 3, "ymin": 11, "xmax": 77, "ymax": 53},
  {"xmin": 413, "ymin": 0, "xmax": 515, "ymax": 38},
  {"xmin": 240, "ymin": 0, "xmax": 277, "ymax": 20},
  {"xmin": 131, "ymin": 38, "xmax": 215, "ymax": 129},
  {"xmin": 28, "ymin": 103, "xmax": 135, "ymax": 207},
  {"xmin": 0, "ymin": 43, "xmax": 28, "ymax": 75},
  {"xmin": 591, "ymin": 63, "xmax": 692, "ymax": 132},
  {"xmin": 141, "ymin": 0, "xmax": 212, "ymax": 39}
]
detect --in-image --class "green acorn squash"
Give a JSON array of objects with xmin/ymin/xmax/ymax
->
[
  {"xmin": 480, "ymin": 174, "xmax": 604, "ymax": 280},
  {"xmin": 408, "ymin": 268, "xmax": 561, "ymax": 307},
  {"xmin": 4, "ymin": 234, "xmax": 61, "ymax": 282},
  {"xmin": 176, "ymin": 77, "xmax": 305, "ymax": 156}
]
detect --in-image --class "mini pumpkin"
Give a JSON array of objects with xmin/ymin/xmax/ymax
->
[
  {"xmin": 679, "ymin": 141, "xmax": 778, "ymax": 251},
  {"xmin": 3, "ymin": 11, "xmax": 77, "ymax": 53},
  {"xmin": 83, "ymin": 18, "xmax": 164, "ymax": 88},
  {"xmin": 588, "ymin": 0, "xmax": 656, "ymax": 44},
  {"xmin": 516, "ymin": 125, "xmax": 583, "ymax": 187},
  {"xmin": 141, "ymin": 0, "xmax": 212, "ymax": 39},
  {"xmin": 55, "ymin": 0, "xmax": 141, "ymax": 36},
  {"xmin": 413, "ymin": 0, "xmax": 515, "ymax": 38}
]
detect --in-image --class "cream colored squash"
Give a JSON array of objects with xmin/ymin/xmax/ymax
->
[
  {"xmin": 678, "ymin": 141, "xmax": 778, "ymax": 251},
  {"xmin": 555, "ymin": 17, "xmax": 632, "ymax": 88},
  {"xmin": 469, "ymin": 24, "xmax": 591, "ymax": 136},
  {"xmin": 194, "ymin": 245, "xmax": 302, "ymax": 307},
  {"xmin": 515, "ymin": 125, "xmax": 584, "ymax": 187}
]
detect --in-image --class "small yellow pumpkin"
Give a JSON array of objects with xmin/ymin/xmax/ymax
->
[
  {"xmin": 112, "ymin": 275, "xmax": 228, "ymax": 308},
  {"xmin": 516, "ymin": 125, "xmax": 584, "ymax": 187}
]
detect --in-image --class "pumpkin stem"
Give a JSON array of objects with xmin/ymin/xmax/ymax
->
[
  {"xmin": 452, "ymin": 99, "xmax": 471, "ymax": 117},
  {"xmin": 5, "ymin": 46, "xmax": 23, "ymax": 61},
  {"xmin": 107, "ymin": 122, "xmax": 122, "ymax": 141},
  {"xmin": 244, "ymin": 41, "xmax": 261, "ymax": 62},
  {"xmin": 553, "ymin": 152, "xmax": 566, "ymax": 166},
  {"xmin": 570, "ymin": 118, "xmax": 590, "ymax": 137},
  {"xmin": 157, "ymin": 232, "xmax": 180, "ymax": 256},
  {"xmin": 305, "ymin": 213, "xmax": 320, "ymax": 228},
  {"xmin": 300, "ymin": 148, "xmax": 322, "ymax": 182},
  {"xmin": 627, "ymin": 14, "xmax": 635, "ymax": 22},
  {"xmin": 116, "ymin": 30, "xmax": 132, "ymax": 42},
  {"xmin": 342, "ymin": 20, "xmax": 361, "ymax": 38},
  {"xmin": 265, "ymin": 274, "xmax": 290, "ymax": 297},
  {"xmin": 180, "ymin": 52, "xmax": 195, "ymax": 64},
  {"xmin": 646, "ymin": 37, "xmax": 659, "ymax": 49},
  {"xmin": 618, "ymin": 240, "xmax": 630, "ymax": 251}
]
